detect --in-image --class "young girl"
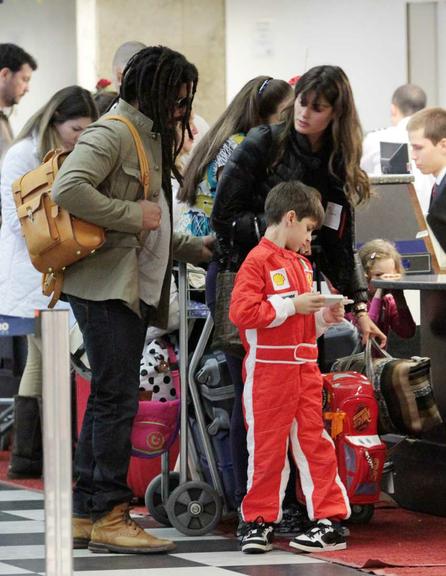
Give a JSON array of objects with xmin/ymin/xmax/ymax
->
[
  {"xmin": 359, "ymin": 239, "xmax": 416, "ymax": 341},
  {"xmin": 178, "ymin": 75, "xmax": 293, "ymax": 237}
]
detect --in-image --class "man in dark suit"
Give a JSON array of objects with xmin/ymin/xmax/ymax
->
[{"xmin": 408, "ymin": 107, "xmax": 446, "ymax": 251}]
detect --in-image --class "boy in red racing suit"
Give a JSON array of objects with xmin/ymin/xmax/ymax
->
[{"xmin": 229, "ymin": 181, "xmax": 351, "ymax": 555}]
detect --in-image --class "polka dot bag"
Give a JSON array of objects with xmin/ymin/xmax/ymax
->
[{"xmin": 131, "ymin": 337, "xmax": 180, "ymax": 458}]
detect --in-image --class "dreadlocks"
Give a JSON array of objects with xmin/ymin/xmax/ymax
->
[{"xmin": 120, "ymin": 45, "xmax": 198, "ymax": 195}]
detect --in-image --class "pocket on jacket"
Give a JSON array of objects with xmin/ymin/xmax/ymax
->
[{"xmin": 121, "ymin": 162, "xmax": 143, "ymax": 201}]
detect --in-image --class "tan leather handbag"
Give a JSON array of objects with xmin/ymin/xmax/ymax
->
[{"xmin": 13, "ymin": 114, "xmax": 150, "ymax": 307}]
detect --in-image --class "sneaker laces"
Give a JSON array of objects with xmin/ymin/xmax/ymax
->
[
  {"xmin": 244, "ymin": 516, "xmax": 269, "ymax": 536},
  {"xmin": 307, "ymin": 521, "xmax": 333, "ymax": 537}
]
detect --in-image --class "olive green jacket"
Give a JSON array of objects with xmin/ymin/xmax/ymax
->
[{"xmin": 52, "ymin": 99, "xmax": 203, "ymax": 326}]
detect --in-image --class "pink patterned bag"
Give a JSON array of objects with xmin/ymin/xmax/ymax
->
[{"xmin": 131, "ymin": 338, "xmax": 180, "ymax": 458}]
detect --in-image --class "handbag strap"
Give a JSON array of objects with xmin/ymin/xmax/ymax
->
[
  {"xmin": 106, "ymin": 114, "xmax": 150, "ymax": 200},
  {"xmin": 364, "ymin": 337, "xmax": 393, "ymax": 382},
  {"xmin": 337, "ymin": 333, "xmax": 391, "ymax": 374}
]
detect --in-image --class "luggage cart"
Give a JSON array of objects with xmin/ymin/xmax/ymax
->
[
  {"xmin": 70, "ymin": 263, "xmax": 233, "ymax": 536},
  {"xmin": 146, "ymin": 262, "xmax": 233, "ymax": 536}
]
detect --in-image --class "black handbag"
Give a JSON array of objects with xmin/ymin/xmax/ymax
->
[
  {"xmin": 211, "ymin": 226, "xmax": 245, "ymax": 359},
  {"xmin": 211, "ymin": 269, "xmax": 245, "ymax": 359}
]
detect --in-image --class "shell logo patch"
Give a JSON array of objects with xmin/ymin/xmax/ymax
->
[{"xmin": 270, "ymin": 268, "xmax": 290, "ymax": 290}]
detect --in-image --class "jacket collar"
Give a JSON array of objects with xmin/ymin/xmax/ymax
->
[
  {"xmin": 113, "ymin": 99, "xmax": 156, "ymax": 133},
  {"xmin": 260, "ymin": 237, "xmax": 299, "ymax": 260}
]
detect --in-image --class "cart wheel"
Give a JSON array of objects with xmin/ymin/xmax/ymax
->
[
  {"xmin": 347, "ymin": 504, "xmax": 374, "ymax": 524},
  {"xmin": 145, "ymin": 472, "xmax": 180, "ymax": 526},
  {"xmin": 166, "ymin": 480, "xmax": 223, "ymax": 536}
]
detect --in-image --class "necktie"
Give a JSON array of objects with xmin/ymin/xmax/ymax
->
[{"xmin": 430, "ymin": 183, "xmax": 439, "ymax": 209}]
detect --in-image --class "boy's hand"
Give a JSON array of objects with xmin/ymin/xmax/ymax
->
[
  {"xmin": 322, "ymin": 302, "xmax": 345, "ymax": 324},
  {"xmin": 294, "ymin": 293, "xmax": 325, "ymax": 315},
  {"xmin": 299, "ymin": 239, "xmax": 312, "ymax": 256}
]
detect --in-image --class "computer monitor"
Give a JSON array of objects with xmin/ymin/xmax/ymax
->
[
  {"xmin": 355, "ymin": 177, "xmax": 432, "ymax": 274},
  {"xmin": 380, "ymin": 142, "xmax": 410, "ymax": 174}
]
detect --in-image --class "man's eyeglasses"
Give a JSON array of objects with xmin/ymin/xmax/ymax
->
[{"xmin": 175, "ymin": 96, "xmax": 191, "ymax": 109}]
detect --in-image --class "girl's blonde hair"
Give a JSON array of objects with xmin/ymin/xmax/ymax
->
[{"xmin": 359, "ymin": 239, "xmax": 403, "ymax": 277}]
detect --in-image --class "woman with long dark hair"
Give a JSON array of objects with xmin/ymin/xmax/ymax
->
[{"xmin": 211, "ymin": 65, "xmax": 386, "ymax": 539}]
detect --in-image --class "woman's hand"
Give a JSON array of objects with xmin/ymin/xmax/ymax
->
[
  {"xmin": 294, "ymin": 293, "xmax": 325, "ymax": 315},
  {"xmin": 356, "ymin": 313, "xmax": 387, "ymax": 348}
]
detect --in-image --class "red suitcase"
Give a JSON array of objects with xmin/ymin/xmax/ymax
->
[{"xmin": 323, "ymin": 371, "xmax": 386, "ymax": 523}]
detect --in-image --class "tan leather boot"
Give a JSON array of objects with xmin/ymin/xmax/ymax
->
[
  {"xmin": 73, "ymin": 516, "xmax": 93, "ymax": 549},
  {"xmin": 88, "ymin": 503, "xmax": 176, "ymax": 554}
]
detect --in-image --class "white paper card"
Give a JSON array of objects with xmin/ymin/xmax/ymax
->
[
  {"xmin": 416, "ymin": 229, "xmax": 429, "ymax": 238},
  {"xmin": 324, "ymin": 202, "xmax": 342, "ymax": 231}
]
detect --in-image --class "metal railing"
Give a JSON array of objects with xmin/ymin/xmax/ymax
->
[{"xmin": 0, "ymin": 311, "xmax": 72, "ymax": 576}]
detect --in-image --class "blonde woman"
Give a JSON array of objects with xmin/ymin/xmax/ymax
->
[{"xmin": 0, "ymin": 85, "xmax": 97, "ymax": 478}]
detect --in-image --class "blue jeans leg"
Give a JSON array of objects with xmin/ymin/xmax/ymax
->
[{"xmin": 68, "ymin": 296, "xmax": 145, "ymax": 518}]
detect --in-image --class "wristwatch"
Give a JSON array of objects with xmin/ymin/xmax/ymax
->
[{"xmin": 353, "ymin": 302, "xmax": 368, "ymax": 315}]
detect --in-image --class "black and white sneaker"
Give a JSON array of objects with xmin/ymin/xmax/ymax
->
[
  {"xmin": 241, "ymin": 519, "xmax": 274, "ymax": 554},
  {"xmin": 289, "ymin": 519, "xmax": 347, "ymax": 552}
]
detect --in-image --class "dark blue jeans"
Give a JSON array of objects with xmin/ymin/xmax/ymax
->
[
  {"xmin": 68, "ymin": 295, "xmax": 146, "ymax": 518},
  {"xmin": 206, "ymin": 261, "xmax": 248, "ymax": 507}
]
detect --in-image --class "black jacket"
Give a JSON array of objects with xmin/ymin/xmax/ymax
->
[
  {"xmin": 426, "ymin": 174, "xmax": 446, "ymax": 253},
  {"xmin": 211, "ymin": 123, "xmax": 368, "ymax": 303}
]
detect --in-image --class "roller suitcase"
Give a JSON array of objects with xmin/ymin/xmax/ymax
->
[
  {"xmin": 190, "ymin": 350, "xmax": 236, "ymax": 509},
  {"xmin": 319, "ymin": 320, "xmax": 360, "ymax": 372},
  {"xmin": 323, "ymin": 371, "xmax": 386, "ymax": 523}
]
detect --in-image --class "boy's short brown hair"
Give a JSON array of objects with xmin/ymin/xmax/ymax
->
[
  {"xmin": 264, "ymin": 181, "xmax": 325, "ymax": 227},
  {"xmin": 407, "ymin": 107, "xmax": 446, "ymax": 145}
]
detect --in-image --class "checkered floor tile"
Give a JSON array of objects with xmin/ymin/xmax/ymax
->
[{"xmin": 0, "ymin": 484, "xmax": 363, "ymax": 576}]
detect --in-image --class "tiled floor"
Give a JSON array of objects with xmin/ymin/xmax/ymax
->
[{"xmin": 0, "ymin": 484, "xmax": 364, "ymax": 576}]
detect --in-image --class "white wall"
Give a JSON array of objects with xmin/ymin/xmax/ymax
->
[
  {"xmin": 225, "ymin": 0, "xmax": 440, "ymax": 133},
  {"xmin": 0, "ymin": 0, "xmax": 77, "ymax": 133},
  {"xmin": 2, "ymin": 0, "xmax": 445, "ymax": 135}
]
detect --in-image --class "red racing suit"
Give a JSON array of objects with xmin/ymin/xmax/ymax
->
[{"xmin": 229, "ymin": 237, "xmax": 351, "ymax": 523}]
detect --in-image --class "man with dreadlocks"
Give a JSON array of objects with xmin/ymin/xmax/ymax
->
[{"xmin": 52, "ymin": 46, "xmax": 212, "ymax": 554}]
